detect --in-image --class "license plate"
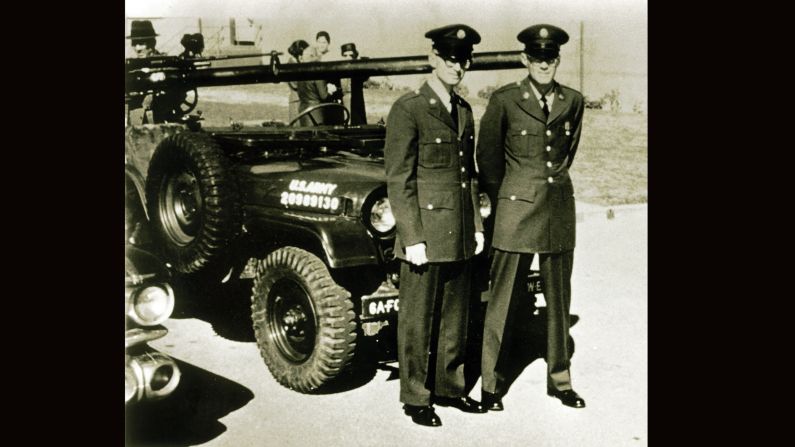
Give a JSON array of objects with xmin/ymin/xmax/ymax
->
[
  {"xmin": 527, "ymin": 271, "xmax": 544, "ymax": 294},
  {"xmin": 360, "ymin": 281, "xmax": 400, "ymax": 320}
]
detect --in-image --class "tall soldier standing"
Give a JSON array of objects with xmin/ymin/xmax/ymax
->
[
  {"xmin": 477, "ymin": 24, "xmax": 586, "ymax": 410},
  {"xmin": 385, "ymin": 24, "xmax": 487, "ymax": 427}
]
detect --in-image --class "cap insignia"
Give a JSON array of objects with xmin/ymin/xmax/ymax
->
[
  {"xmin": 540, "ymin": 28, "xmax": 549, "ymax": 38},
  {"xmin": 457, "ymin": 29, "xmax": 466, "ymax": 39}
]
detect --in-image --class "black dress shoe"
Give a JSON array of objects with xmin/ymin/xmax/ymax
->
[
  {"xmin": 547, "ymin": 389, "xmax": 586, "ymax": 408},
  {"xmin": 481, "ymin": 391, "xmax": 504, "ymax": 411},
  {"xmin": 434, "ymin": 396, "xmax": 487, "ymax": 414},
  {"xmin": 403, "ymin": 404, "xmax": 442, "ymax": 427}
]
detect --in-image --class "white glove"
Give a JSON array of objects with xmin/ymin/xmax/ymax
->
[
  {"xmin": 327, "ymin": 83, "xmax": 338, "ymax": 94},
  {"xmin": 405, "ymin": 243, "xmax": 428, "ymax": 266},
  {"xmin": 475, "ymin": 231, "xmax": 485, "ymax": 255}
]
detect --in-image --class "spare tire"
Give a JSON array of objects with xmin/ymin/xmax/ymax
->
[{"xmin": 145, "ymin": 132, "xmax": 241, "ymax": 277}]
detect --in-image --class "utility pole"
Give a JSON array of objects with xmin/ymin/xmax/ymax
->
[
  {"xmin": 198, "ymin": 18, "xmax": 203, "ymax": 35},
  {"xmin": 579, "ymin": 21, "xmax": 584, "ymax": 94}
]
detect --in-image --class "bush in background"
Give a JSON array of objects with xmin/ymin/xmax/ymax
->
[
  {"xmin": 363, "ymin": 77, "xmax": 412, "ymax": 92},
  {"xmin": 477, "ymin": 85, "xmax": 499, "ymax": 100}
]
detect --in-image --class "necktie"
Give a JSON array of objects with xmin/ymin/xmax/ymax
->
[
  {"xmin": 540, "ymin": 94, "xmax": 550, "ymax": 119},
  {"xmin": 450, "ymin": 94, "xmax": 458, "ymax": 129}
]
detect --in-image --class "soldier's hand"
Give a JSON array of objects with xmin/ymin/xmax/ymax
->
[
  {"xmin": 474, "ymin": 231, "xmax": 485, "ymax": 255},
  {"xmin": 327, "ymin": 83, "xmax": 338, "ymax": 94},
  {"xmin": 405, "ymin": 243, "xmax": 428, "ymax": 266}
]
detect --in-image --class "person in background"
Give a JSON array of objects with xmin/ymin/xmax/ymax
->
[
  {"xmin": 340, "ymin": 42, "xmax": 369, "ymax": 124},
  {"xmin": 296, "ymin": 51, "xmax": 338, "ymax": 125},
  {"xmin": 287, "ymin": 39, "xmax": 310, "ymax": 123},
  {"xmin": 128, "ymin": 19, "xmax": 161, "ymax": 59},
  {"xmin": 126, "ymin": 20, "xmax": 179, "ymax": 124},
  {"xmin": 303, "ymin": 30, "xmax": 331, "ymax": 61}
]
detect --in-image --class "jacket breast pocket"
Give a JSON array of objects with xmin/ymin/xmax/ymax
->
[
  {"xmin": 508, "ymin": 127, "xmax": 540, "ymax": 157},
  {"xmin": 419, "ymin": 134, "xmax": 454, "ymax": 168}
]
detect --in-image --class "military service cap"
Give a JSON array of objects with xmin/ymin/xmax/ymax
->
[
  {"xmin": 425, "ymin": 24, "xmax": 481, "ymax": 63},
  {"xmin": 517, "ymin": 24, "xmax": 569, "ymax": 59},
  {"xmin": 127, "ymin": 20, "xmax": 159, "ymax": 39}
]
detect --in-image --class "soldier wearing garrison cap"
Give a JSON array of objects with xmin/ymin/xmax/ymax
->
[
  {"xmin": 384, "ymin": 24, "xmax": 487, "ymax": 427},
  {"xmin": 477, "ymin": 24, "xmax": 587, "ymax": 411}
]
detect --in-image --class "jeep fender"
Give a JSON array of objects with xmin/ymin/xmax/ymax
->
[
  {"xmin": 125, "ymin": 164, "xmax": 148, "ymax": 221},
  {"xmin": 243, "ymin": 206, "xmax": 382, "ymax": 269}
]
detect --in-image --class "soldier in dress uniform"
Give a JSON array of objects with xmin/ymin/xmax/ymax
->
[
  {"xmin": 477, "ymin": 24, "xmax": 587, "ymax": 411},
  {"xmin": 385, "ymin": 24, "xmax": 487, "ymax": 427}
]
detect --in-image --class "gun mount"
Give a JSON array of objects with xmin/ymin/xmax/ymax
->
[{"xmin": 125, "ymin": 51, "xmax": 525, "ymax": 125}]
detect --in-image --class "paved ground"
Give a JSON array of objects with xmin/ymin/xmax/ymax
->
[{"xmin": 127, "ymin": 202, "xmax": 647, "ymax": 447}]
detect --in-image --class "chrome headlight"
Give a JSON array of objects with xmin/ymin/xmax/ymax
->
[
  {"xmin": 369, "ymin": 197, "xmax": 396, "ymax": 235},
  {"xmin": 125, "ymin": 352, "xmax": 181, "ymax": 404},
  {"xmin": 478, "ymin": 192, "xmax": 492, "ymax": 219},
  {"xmin": 127, "ymin": 284, "xmax": 175, "ymax": 326}
]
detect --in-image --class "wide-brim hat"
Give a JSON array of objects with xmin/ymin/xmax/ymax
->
[{"xmin": 127, "ymin": 20, "xmax": 159, "ymax": 39}]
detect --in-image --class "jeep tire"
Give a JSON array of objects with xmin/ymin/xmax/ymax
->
[
  {"xmin": 251, "ymin": 247, "xmax": 357, "ymax": 393},
  {"xmin": 146, "ymin": 132, "xmax": 241, "ymax": 278}
]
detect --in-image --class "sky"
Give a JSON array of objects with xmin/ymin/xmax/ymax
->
[{"xmin": 126, "ymin": 0, "xmax": 647, "ymax": 106}]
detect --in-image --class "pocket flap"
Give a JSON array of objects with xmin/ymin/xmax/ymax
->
[
  {"xmin": 420, "ymin": 133, "xmax": 454, "ymax": 145},
  {"xmin": 509, "ymin": 127, "xmax": 540, "ymax": 137},
  {"xmin": 418, "ymin": 189, "xmax": 456, "ymax": 210},
  {"xmin": 498, "ymin": 184, "xmax": 536, "ymax": 203}
]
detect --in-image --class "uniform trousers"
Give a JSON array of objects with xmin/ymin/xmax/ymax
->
[
  {"xmin": 481, "ymin": 249, "xmax": 574, "ymax": 395},
  {"xmin": 398, "ymin": 259, "xmax": 471, "ymax": 406}
]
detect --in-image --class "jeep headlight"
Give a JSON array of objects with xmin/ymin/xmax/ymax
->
[
  {"xmin": 127, "ymin": 284, "xmax": 175, "ymax": 326},
  {"xmin": 479, "ymin": 192, "xmax": 492, "ymax": 219},
  {"xmin": 369, "ymin": 197, "xmax": 396, "ymax": 235}
]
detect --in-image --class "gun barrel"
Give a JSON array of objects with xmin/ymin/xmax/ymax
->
[{"xmin": 126, "ymin": 51, "xmax": 524, "ymax": 93}]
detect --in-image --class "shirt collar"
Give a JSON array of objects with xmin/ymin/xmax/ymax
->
[
  {"xmin": 427, "ymin": 77, "xmax": 453, "ymax": 111},
  {"xmin": 527, "ymin": 79, "xmax": 556, "ymax": 101}
]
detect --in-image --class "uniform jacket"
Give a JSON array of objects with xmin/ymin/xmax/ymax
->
[
  {"xmin": 385, "ymin": 81, "xmax": 484, "ymax": 262},
  {"xmin": 297, "ymin": 78, "xmax": 332, "ymax": 125},
  {"xmin": 476, "ymin": 77, "xmax": 584, "ymax": 253}
]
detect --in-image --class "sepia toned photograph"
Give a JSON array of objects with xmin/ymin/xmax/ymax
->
[{"xmin": 125, "ymin": 0, "xmax": 647, "ymax": 445}]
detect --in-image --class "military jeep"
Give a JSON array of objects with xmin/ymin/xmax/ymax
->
[{"xmin": 125, "ymin": 50, "xmax": 528, "ymax": 393}]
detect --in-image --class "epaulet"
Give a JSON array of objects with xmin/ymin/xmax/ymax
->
[
  {"xmin": 406, "ymin": 88, "xmax": 423, "ymax": 100},
  {"xmin": 556, "ymin": 83, "xmax": 583, "ymax": 99},
  {"xmin": 395, "ymin": 89, "xmax": 423, "ymax": 105},
  {"xmin": 493, "ymin": 81, "xmax": 520, "ymax": 96}
]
